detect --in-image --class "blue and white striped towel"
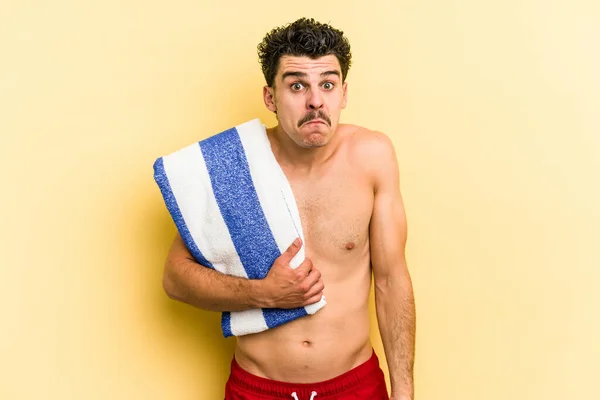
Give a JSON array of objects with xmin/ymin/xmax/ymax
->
[{"xmin": 153, "ymin": 118, "xmax": 327, "ymax": 337}]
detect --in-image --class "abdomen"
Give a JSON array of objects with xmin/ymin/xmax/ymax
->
[{"xmin": 234, "ymin": 262, "xmax": 373, "ymax": 383}]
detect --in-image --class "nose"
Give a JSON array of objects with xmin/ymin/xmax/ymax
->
[{"xmin": 306, "ymin": 88, "xmax": 324, "ymax": 110}]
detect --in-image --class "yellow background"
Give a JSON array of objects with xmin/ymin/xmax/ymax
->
[{"xmin": 1, "ymin": 1, "xmax": 598, "ymax": 399}]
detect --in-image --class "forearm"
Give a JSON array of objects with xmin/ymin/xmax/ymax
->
[
  {"xmin": 375, "ymin": 272, "xmax": 416, "ymax": 399},
  {"xmin": 163, "ymin": 258, "xmax": 267, "ymax": 312}
]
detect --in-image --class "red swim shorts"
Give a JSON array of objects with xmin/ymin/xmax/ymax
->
[{"xmin": 224, "ymin": 350, "xmax": 389, "ymax": 400}]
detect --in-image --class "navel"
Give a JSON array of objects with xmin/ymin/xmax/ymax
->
[
  {"xmin": 302, "ymin": 340, "xmax": 312, "ymax": 347},
  {"xmin": 345, "ymin": 242, "xmax": 356, "ymax": 250}
]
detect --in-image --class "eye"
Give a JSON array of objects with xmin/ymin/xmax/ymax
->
[
  {"xmin": 322, "ymin": 82, "xmax": 335, "ymax": 90},
  {"xmin": 291, "ymin": 82, "xmax": 304, "ymax": 91}
]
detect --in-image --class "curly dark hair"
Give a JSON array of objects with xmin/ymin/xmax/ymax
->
[{"xmin": 257, "ymin": 18, "xmax": 352, "ymax": 87}]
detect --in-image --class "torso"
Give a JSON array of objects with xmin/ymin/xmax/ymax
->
[{"xmin": 234, "ymin": 124, "xmax": 377, "ymax": 383}]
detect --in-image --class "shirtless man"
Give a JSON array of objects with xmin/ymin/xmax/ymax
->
[{"xmin": 162, "ymin": 18, "xmax": 415, "ymax": 400}]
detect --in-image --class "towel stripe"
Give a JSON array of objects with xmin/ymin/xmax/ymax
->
[
  {"xmin": 235, "ymin": 120, "xmax": 305, "ymax": 268},
  {"xmin": 199, "ymin": 127, "xmax": 279, "ymax": 279},
  {"xmin": 221, "ymin": 312, "xmax": 232, "ymax": 337},
  {"xmin": 153, "ymin": 157, "xmax": 214, "ymax": 269},
  {"xmin": 200, "ymin": 127, "xmax": 307, "ymax": 328},
  {"xmin": 161, "ymin": 143, "xmax": 249, "ymax": 279}
]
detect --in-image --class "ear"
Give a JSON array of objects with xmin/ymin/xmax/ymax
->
[
  {"xmin": 263, "ymin": 86, "xmax": 277, "ymax": 112},
  {"xmin": 341, "ymin": 81, "xmax": 348, "ymax": 109}
]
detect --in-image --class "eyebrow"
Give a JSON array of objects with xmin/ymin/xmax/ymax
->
[{"xmin": 281, "ymin": 70, "xmax": 341, "ymax": 80}]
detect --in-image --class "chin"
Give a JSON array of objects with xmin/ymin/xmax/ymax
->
[
  {"xmin": 301, "ymin": 134, "xmax": 330, "ymax": 148},
  {"xmin": 300, "ymin": 125, "xmax": 332, "ymax": 145}
]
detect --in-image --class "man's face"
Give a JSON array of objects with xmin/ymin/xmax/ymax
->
[{"xmin": 263, "ymin": 55, "xmax": 348, "ymax": 148}]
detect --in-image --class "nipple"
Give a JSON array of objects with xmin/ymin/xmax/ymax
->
[{"xmin": 345, "ymin": 242, "xmax": 355, "ymax": 250}]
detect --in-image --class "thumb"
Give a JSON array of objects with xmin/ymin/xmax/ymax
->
[{"xmin": 278, "ymin": 238, "xmax": 302, "ymax": 264}]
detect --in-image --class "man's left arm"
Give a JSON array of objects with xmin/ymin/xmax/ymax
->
[{"xmin": 369, "ymin": 133, "xmax": 416, "ymax": 400}]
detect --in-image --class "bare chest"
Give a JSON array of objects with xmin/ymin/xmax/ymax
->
[{"xmin": 288, "ymin": 169, "xmax": 374, "ymax": 259}]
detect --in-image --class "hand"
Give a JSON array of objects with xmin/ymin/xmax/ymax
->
[{"xmin": 260, "ymin": 238, "xmax": 324, "ymax": 309}]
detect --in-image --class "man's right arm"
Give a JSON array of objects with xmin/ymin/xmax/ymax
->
[{"xmin": 162, "ymin": 234, "xmax": 324, "ymax": 312}]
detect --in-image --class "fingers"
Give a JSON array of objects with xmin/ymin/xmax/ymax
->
[
  {"xmin": 303, "ymin": 292, "xmax": 324, "ymax": 306},
  {"xmin": 279, "ymin": 238, "xmax": 302, "ymax": 264},
  {"xmin": 300, "ymin": 266, "xmax": 321, "ymax": 289},
  {"xmin": 302, "ymin": 278, "xmax": 324, "ymax": 302},
  {"xmin": 295, "ymin": 257, "xmax": 314, "ymax": 278},
  {"xmin": 269, "ymin": 240, "xmax": 326, "ymax": 308},
  {"xmin": 299, "ymin": 265, "xmax": 323, "ymax": 304}
]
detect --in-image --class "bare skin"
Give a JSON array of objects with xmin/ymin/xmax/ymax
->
[
  {"xmin": 162, "ymin": 55, "xmax": 415, "ymax": 399},
  {"xmin": 235, "ymin": 123, "xmax": 376, "ymax": 383}
]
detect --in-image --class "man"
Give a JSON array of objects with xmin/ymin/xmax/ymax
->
[{"xmin": 162, "ymin": 18, "xmax": 415, "ymax": 400}]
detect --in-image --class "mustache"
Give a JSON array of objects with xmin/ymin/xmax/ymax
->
[{"xmin": 297, "ymin": 111, "xmax": 331, "ymax": 127}]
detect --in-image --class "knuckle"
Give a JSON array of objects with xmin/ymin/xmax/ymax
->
[
  {"xmin": 295, "ymin": 270, "xmax": 306, "ymax": 280},
  {"xmin": 304, "ymin": 292, "xmax": 314, "ymax": 301},
  {"xmin": 299, "ymin": 282, "xmax": 310, "ymax": 292}
]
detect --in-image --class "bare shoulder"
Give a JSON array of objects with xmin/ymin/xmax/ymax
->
[
  {"xmin": 339, "ymin": 124, "xmax": 399, "ymax": 183},
  {"xmin": 339, "ymin": 124, "xmax": 395, "ymax": 157}
]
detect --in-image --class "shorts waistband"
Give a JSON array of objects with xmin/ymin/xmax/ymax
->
[{"xmin": 228, "ymin": 350, "xmax": 383, "ymax": 398}]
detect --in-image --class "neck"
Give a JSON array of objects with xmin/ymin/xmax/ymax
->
[{"xmin": 267, "ymin": 124, "xmax": 339, "ymax": 173}]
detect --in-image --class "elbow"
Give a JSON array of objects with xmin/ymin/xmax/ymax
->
[
  {"xmin": 374, "ymin": 275, "xmax": 392, "ymax": 296},
  {"xmin": 162, "ymin": 261, "xmax": 184, "ymax": 301},
  {"xmin": 373, "ymin": 269, "xmax": 413, "ymax": 295},
  {"xmin": 373, "ymin": 269, "xmax": 393, "ymax": 289}
]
